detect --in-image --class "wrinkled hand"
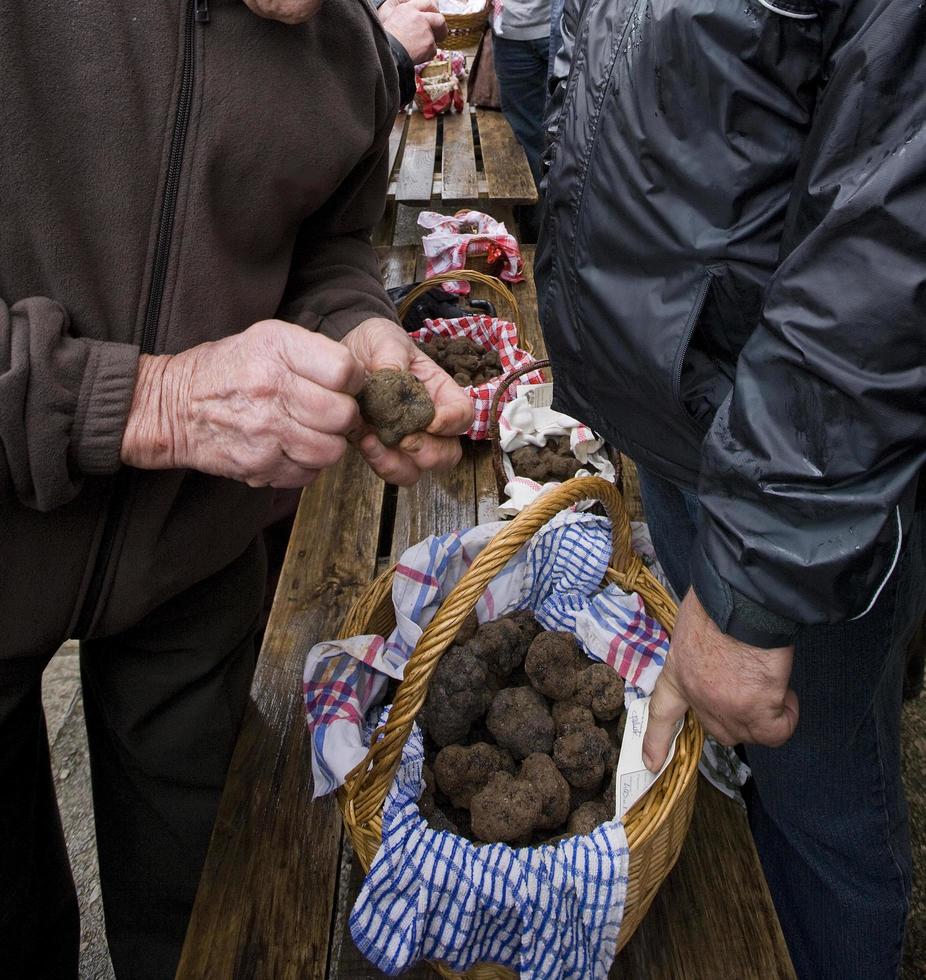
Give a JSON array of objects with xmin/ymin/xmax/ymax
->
[
  {"xmin": 122, "ymin": 320, "xmax": 365, "ymax": 488},
  {"xmin": 342, "ymin": 317, "xmax": 473, "ymax": 484},
  {"xmin": 642, "ymin": 590, "xmax": 799, "ymax": 773},
  {"xmin": 379, "ymin": 0, "xmax": 447, "ymax": 65}
]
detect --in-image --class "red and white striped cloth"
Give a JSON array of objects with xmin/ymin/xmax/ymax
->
[
  {"xmin": 418, "ymin": 210, "xmax": 524, "ymax": 294},
  {"xmin": 411, "ymin": 314, "xmax": 544, "ymax": 439}
]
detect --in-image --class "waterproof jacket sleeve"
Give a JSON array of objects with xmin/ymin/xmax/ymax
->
[
  {"xmin": 691, "ymin": 4, "xmax": 926, "ymax": 644},
  {"xmin": 276, "ymin": 113, "xmax": 397, "ymax": 340},
  {"xmin": 0, "ymin": 297, "xmax": 138, "ymax": 512}
]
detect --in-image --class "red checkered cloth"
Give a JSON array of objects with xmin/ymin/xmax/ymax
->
[
  {"xmin": 411, "ymin": 315, "xmax": 545, "ymax": 440},
  {"xmin": 418, "ymin": 210, "xmax": 524, "ymax": 294},
  {"xmin": 414, "ymin": 50, "xmax": 467, "ymax": 119}
]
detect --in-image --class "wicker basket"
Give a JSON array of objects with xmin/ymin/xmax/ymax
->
[
  {"xmin": 415, "ymin": 59, "xmax": 462, "ymax": 114},
  {"xmin": 488, "ymin": 359, "xmax": 623, "ymax": 500},
  {"xmin": 337, "ymin": 476, "xmax": 703, "ymax": 979},
  {"xmin": 443, "ymin": 4, "xmax": 490, "ymax": 49},
  {"xmin": 397, "ymin": 269, "xmax": 527, "ymax": 350}
]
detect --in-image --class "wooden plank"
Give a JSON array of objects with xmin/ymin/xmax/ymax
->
[
  {"xmin": 389, "ymin": 448, "xmax": 478, "ymax": 561},
  {"xmin": 441, "ymin": 110, "xmax": 479, "ymax": 202},
  {"xmin": 376, "ymin": 244, "xmax": 417, "ymax": 290},
  {"xmin": 177, "ymin": 454, "xmax": 385, "ymax": 980},
  {"xmin": 387, "ymin": 113, "xmax": 407, "ymax": 185},
  {"xmin": 395, "ymin": 113, "xmax": 438, "ymax": 205},
  {"xmin": 475, "ymin": 109, "xmax": 538, "ymax": 205},
  {"xmin": 611, "ymin": 779, "xmax": 796, "ymax": 979}
]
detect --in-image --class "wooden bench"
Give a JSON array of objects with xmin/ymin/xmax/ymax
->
[
  {"xmin": 177, "ymin": 246, "xmax": 795, "ymax": 980},
  {"xmin": 387, "ymin": 106, "xmax": 538, "ymax": 208}
]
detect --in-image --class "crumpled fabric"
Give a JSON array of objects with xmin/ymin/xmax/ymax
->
[
  {"xmin": 411, "ymin": 315, "xmax": 543, "ymax": 440},
  {"xmin": 418, "ymin": 210, "xmax": 523, "ymax": 294}
]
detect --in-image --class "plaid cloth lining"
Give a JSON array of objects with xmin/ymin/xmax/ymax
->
[{"xmin": 412, "ymin": 315, "xmax": 544, "ymax": 440}]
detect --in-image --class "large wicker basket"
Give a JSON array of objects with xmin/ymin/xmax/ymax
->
[
  {"xmin": 337, "ymin": 476, "xmax": 703, "ymax": 978},
  {"xmin": 443, "ymin": 4, "xmax": 490, "ymax": 49}
]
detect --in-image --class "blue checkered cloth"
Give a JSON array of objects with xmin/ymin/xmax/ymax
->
[{"xmin": 350, "ymin": 707, "xmax": 630, "ymax": 979}]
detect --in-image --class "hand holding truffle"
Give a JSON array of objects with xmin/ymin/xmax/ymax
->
[
  {"xmin": 641, "ymin": 590, "xmax": 799, "ymax": 773},
  {"xmin": 121, "ymin": 320, "xmax": 366, "ymax": 488},
  {"xmin": 344, "ymin": 317, "xmax": 474, "ymax": 485}
]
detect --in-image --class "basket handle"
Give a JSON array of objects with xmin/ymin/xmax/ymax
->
[
  {"xmin": 396, "ymin": 269, "xmax": 523, "ymax": 331},
  {"xmin": 344, "ymin": 475, "xmax": 637, "ymax": 823},
  {"xmin": 487, "ymin": 358, "xmax": 551, "ymax": 498}
]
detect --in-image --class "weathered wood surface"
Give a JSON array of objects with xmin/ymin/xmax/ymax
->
[
  {"xmin": 389, "ymin": 105, "xmax": 537, "ymax": 207},
  {"xmin": 441, "ymin": 110, "xmax": 479, "ymax": 201},
  {"xmin": 395, "ymin": 112, "xmax": 439, "ymax": 204},
  {"xmin": 476, "ymin": 110, "xmax": 538, "ymax": 205},
  {"xmin": 611, "ymin": 780, "xmax": 795, "ymax": 979},
  {"xmin": 177, "ymin": 454, "xmax": 385, "ymax": 980}
]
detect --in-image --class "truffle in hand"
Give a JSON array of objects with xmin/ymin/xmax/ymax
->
[{"xmin": 357, "ymin": 369, "xmax": 435, "ymax": 448}]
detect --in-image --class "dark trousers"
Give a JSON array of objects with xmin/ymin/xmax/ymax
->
[
  {"xmin": 637, "ymin": 467, "xmax": 926, "ymax": 980},
  {"xmin": 0, "ymin": 539, "xmax": 265, "ymax": 980},
  {"xmin": 492, "ymin": 33, "xmax": 550, "ymax": 243}
]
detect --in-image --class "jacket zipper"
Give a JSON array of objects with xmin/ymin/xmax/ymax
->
[{"xmin": 74, "ymin": 0, "xmax": 204, "ymax": 637}]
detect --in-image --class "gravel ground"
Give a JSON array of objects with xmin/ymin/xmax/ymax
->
[{"xmin": 44, "ymin": 647, "xmax": 926, "ymax": 979}]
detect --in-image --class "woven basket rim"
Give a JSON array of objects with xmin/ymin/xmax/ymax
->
[{"xmin": 334, "ymin": 477, "xmax": 703, "ymax": 979}]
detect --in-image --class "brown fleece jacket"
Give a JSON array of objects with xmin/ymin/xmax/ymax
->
[{"xmin": 0, "ymin": 0, "xmax": 399, "ymax": 653}]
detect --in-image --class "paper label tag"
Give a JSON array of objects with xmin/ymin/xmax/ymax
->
[
  {"xmin": 615, "ymin": 696, "xmax": 683, "ymax": 820},
  {"xmin": 516, "ymin": 382, "xmax": 554, "ymax": 409}
]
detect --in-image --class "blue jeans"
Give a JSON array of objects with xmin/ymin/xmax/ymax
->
[
  {"xmin": 637, "ymin": 466, "xmax": 926, "ymax": 980},
  {"xmin": 492, "ymin": 34, "xmax": 549, "ymax": 241}
]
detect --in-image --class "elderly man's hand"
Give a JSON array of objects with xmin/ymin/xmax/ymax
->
[
  {"xmin": 379, "ymin": 0, "xmax": 448, "ymax": 66},
  {"xmin": 121, "ymin": 320, "xmax": 365, "ymax": 488},
  {"xmin": 341, "ymin": 316, "xmax": 472, "ymax": 485},
  {"xmin": 641, "ymin": 590, "xmax": 799, "ymax": 772}
]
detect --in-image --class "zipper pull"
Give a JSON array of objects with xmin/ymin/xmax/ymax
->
[{"xmin": 195, "ymin": 0, "xmax": 210, "ymax": 22}]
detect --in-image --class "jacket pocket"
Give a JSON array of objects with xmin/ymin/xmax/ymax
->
[{"xmin": 672, "ymin": 267, "xmax": 741, "ymax": 432}]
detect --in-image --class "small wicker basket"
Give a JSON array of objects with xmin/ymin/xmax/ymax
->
[
  {"xmin": 397, "ymin": 268, "xmax": 522, "ymax": 327},
  {"xmin": 487, "ymin": 359, "xmax": 623, "ymax": 500},
  {"xmin": 443, "ymin": 4, "xmax": 490, "ymax": 49},
  {"xmin": 337, "ymin": 476, "xmax": 703, "ymax": 979}
]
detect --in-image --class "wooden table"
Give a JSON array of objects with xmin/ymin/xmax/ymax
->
[
  {"xmin": 177, "ymin": 246, "xmax": 795, "ymax": 980},
  {"xmin": 387, "ymin": 105, "xmax": 538, "ymax": 209}
]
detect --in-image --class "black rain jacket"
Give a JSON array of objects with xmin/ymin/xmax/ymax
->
[{"xmin": 536, "ymin": 0, "xmax": 926, "ymax": 644}]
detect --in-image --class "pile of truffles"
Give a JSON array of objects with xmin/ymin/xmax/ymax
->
[
  {"xmin": 416, "ymin": 611, "xmax": 625, "ymax": 845},
  {"xmin": 416, "ymin": 335, "xmax": 503, "ymax": 388},
  {"xmin": 509, "ymin": 435, "xmax": 583, "ymax": 483},
  {"xmin": 357, "ymin": 369, "xmax": 436, "ymax": 448}
]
